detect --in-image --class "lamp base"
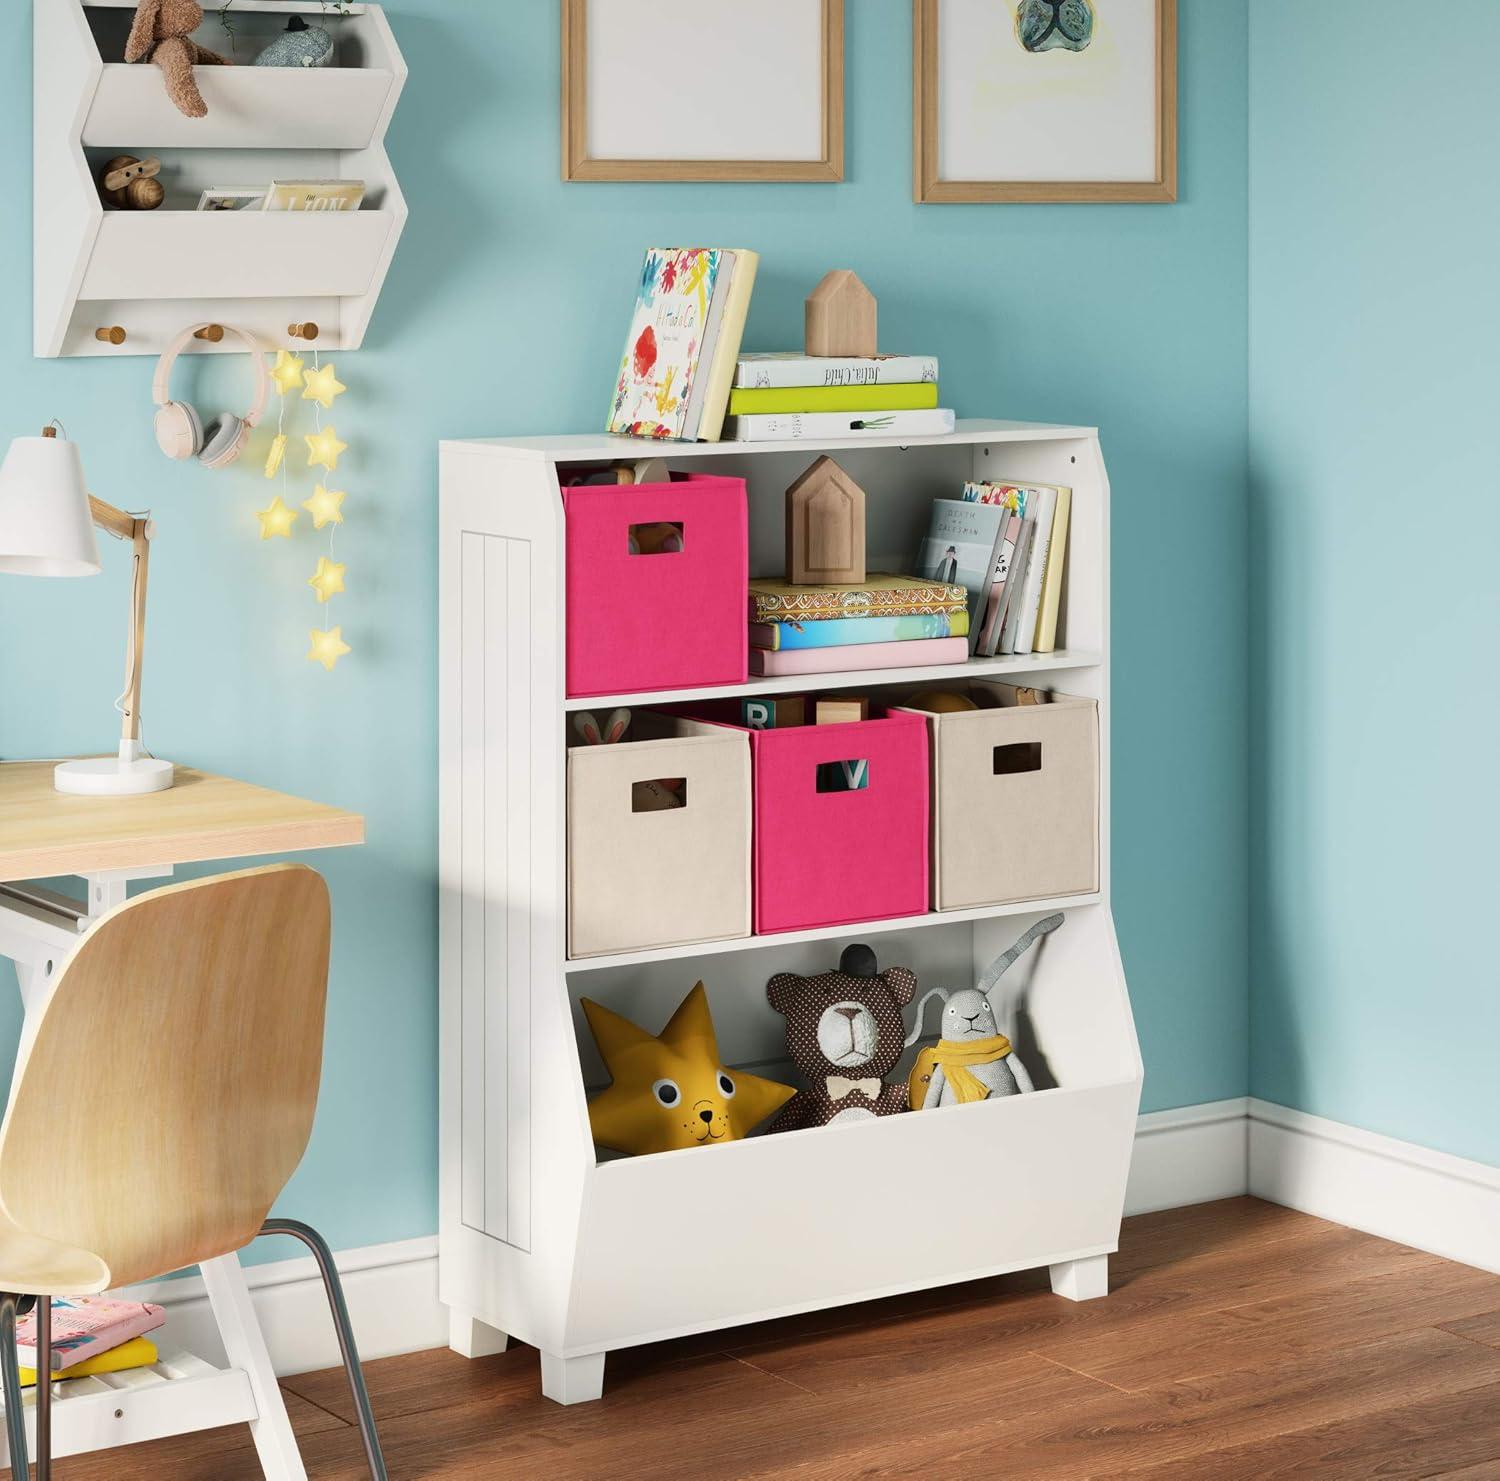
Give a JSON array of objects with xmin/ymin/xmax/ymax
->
[{"xmin": 54, "ymin": 756, "xmax": 175, "ymax": 796}]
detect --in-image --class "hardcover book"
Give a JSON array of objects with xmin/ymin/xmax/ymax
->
[
  {"xmin": 1033, "ymin": 486, "xmax": 1072, "ymax": 652},
  {"xmin": 751, "ymin": 609, "xmax": 969, "ymax": 651},
  {"xmin": 21, "ymin": 1337, "xmax": 158, "ymax": 1388},
  {"xmin": 725, "ymin": 408, "xmax": 955, "ymax": 443},
  {"xmin": 734, "ymin": 353, "xmax": 939, "ymax": 389},
  {"xmin": 262, "ymin": 179, "xmax": 365, "ymax": 212},
  {"xmin": 748, "ymin": 635, "xmax": 969, "ymax": 676},
  {"xmin": 913, "ymin": 499, "xmax": 1010, "ymax": 653},
  {"xmin": 726, "ymin": 382, "xmax": 940, "ymax": 416},
  {"xmin": 748, "ymin": 573, "xmax": 968, "ymax": 625},
  {"xmin": 14, "ymin": 1296, "xmax": 166, "ymax": 1372}
]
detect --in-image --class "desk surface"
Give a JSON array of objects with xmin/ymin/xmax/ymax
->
[{"xmin": 0, "ymin": 762, "xmax": 365, "ymax": 881}]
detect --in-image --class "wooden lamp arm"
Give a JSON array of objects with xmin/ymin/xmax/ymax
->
[{"xmin": 87, "ymin": 494, "xmax": 152, "ymax": 747}]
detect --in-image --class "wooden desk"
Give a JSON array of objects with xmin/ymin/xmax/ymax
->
[{"xmin": 0, "ymin": 761, "xmax": 364, "ymax": 881}]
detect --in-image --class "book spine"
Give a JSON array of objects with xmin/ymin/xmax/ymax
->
[
  {"xmin": 1011, "ymin": 488, "xmax": 1058, "ymax": 655},
  {"xmin": 751, "ymin": 611, "xmax": 968, "ymax": 651},
  {"xmin": 1033, "ymin": 486, "xmax": 1072, "ymax": 652},
  {"xmin": 749, "ymin": 636, "xmax": 969, "ymax": 676},
  {"xmin": 977, "ymin": 513, "xmax": 1022, "ymax": 656},
  {"xmin": 727, "ymin": 382, "xmax": 940, "ymax": 416},
  {"xmin": 733, "ymin": 355, "xmax": 939, "ymax": 389},
  {"xmin": 725, "ymin": 409, "xmax": 955, "ymax": 442},
  {"xmin": 996, "ymin": 517, "xmax": 1035, "ymax": 655},
  {"xmin": 750, "ymin": 594, "xmax": 968, "ymax": 623},
  {"xmin": 694, "ymin": 250, "xmax": 759, "ymax": 442}
]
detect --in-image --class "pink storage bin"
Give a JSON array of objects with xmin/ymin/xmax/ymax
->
[
  {"xmin": 565, "ymin": 473, "xmax": 748, "ymax": 698},
  {"xmin": 679, "ymin": 703, "xmax": 930, "ymax": 933}
]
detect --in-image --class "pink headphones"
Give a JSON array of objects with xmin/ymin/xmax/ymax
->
[{"xmin": 153, "ymin": 323, "xmax": 270, "ymax": 469}]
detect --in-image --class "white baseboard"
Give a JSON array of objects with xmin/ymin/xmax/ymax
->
[
  {"xmin": 113, "ymin": 1100, "xmax": 1500, "ymax": 1378},
  {"xmin": 1248, "ymin": 1098, "xmax": 1500, "ymax": 1276}
]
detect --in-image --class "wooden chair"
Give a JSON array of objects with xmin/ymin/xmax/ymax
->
[{"xmin": 0, "ymin": 864, "xmax": 386, "ymax": 1480}]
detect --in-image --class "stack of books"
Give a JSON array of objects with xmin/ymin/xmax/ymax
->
[
  {"xmin": 724, "ymin": 354, "xmax": 955, "ymax": 443},
  {"xmin": 913, "ymin": 481, "xmax": 1071, "ymax": 657},
  {"xmin": 748, "ymin": 573, "xmax": 971, "ymax": 677},
  {"xmin": 16, "ymin": 1295, "xmax": 166, "ymax": 1387}
]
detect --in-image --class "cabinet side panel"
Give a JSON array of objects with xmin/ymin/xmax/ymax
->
[{"xmin": 459, "ymin": 533, "xmax": 488, "ymax": 1232}]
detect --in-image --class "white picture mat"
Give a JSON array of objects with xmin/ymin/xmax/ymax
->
[
  {"xmin": 938, "ymin": 0, "xmax": 1158, "ymax": 183},
  {"xmin": 585, "ymin": 0, "xmax": 823, "ymax": 161}
]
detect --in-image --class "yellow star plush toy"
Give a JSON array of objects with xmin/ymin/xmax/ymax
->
[{"xmin": 583, "ymin": 982, "xmax": 794, "ymax": 1156}]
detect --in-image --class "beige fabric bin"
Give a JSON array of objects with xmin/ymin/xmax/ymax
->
[
  {"xmin": 567, "ymin": 714, "xmax": 751, "ymax": 958},
  {"xmin": 895, "ymin": 682, "xmax": 1099, "ymax": 911}
]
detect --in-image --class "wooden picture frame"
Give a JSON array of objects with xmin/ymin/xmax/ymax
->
[
  {"xmin": 913, "ymin": 0, "xmax": 1177, "ymax": 203},
  {"xmin": 562, "ymin": 0, "xmax": 844, "ymax": 183}
]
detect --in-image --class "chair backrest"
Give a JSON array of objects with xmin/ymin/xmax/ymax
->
[{"xmin": 0, "ymin": 864, "xmax": 330, "ymax": 1288}]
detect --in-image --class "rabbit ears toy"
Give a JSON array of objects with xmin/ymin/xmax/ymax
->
[{"xmin": 904, "ymin": 913, "xmax": 1064, "ymax": 1049}]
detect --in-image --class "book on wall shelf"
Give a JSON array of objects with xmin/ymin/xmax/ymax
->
[
  {"xmin": 725, "ymin": 408, "xmax": 955, "ymax": 443},
  {"xmin": 606, "ymin": 247, "xmax": 759, "ymax": 442},
  {"xmin": 750, "ymin": 609, "xmax": 968, "ymax": 652},
  {"xmin": 749, "ymin": 635, "xmax": 969, "ymax": 677},
  {"xmin": 726, "ymin": 382, "xmax": 939, "ymax": 416},
  {"xmin": 734, "ymin": 352, "xmax": 939, "ymax": 389},
  {"xmin": 959, "ymin": 480, "xmax": 1072, "ymax": 656},
  {"xmin": 749, "ymin": 573, "xmax": 968, "ymax": 624}
]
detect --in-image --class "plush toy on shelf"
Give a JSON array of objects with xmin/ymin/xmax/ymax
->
[
  {"xmin": 766, "ymin": 944, "xmax": 917, "ymax": 1131},
  {"xmin": 254, "ymin": 15, "xmax": 336, "ymax": 69},
  {"xmin": 571, "ymin": 708, "xmax": 684, "ymax": 810},
  {"xmin": 582, "ymin": 982, "xmax": 794, "ymax": 1156},
  {"xmin": 905, "ymin": 914, "xmax": 1062, "ymax": 1110},
  {"xmin": 125, "ymin": 0, "xmax": 230, "ymax": 120}
]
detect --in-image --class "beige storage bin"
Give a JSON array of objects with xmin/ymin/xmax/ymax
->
[
  {"xmin": 567, "ymin": 714, "xmax": 751, "ymax": 958},
  {"xmin": 895, "ymin": 681, "xmax": 1099, "ymax": 911}
]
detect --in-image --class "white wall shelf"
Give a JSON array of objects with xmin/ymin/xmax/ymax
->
[
  {"xmin": 438, "ymin": 420, "xmax": 1141, "ymax": 1405},
  {"xmin": 35, "ymin": 0, "xmax": 407, "ymax": 357}
]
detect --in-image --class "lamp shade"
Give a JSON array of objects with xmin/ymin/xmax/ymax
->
[{"xmin": 0, "ymin": 433, "xmax": 102, "ymax": 577}]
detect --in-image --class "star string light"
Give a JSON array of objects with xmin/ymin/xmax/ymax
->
[
  {"xmin": 308, "ymin": 555, "xmax": 346, "ymax": 604},
  {"xmin": 301, "ymin": 361, "xmax": 346, "ymax": 410},
  {"xmin": 302, "ymin": 347, "xmax": 351, "ymax": 670},
  {"xmin": 270, "ymin": 349, "xmax": 306, "ymax": 397},
  {"xmin": 305, "ymin": 424, "xmax": 347, "ymax": 472},
  {"xmin": 256, "ymin": 494, "xmax": 298, "ymax": 539},
  {"xmin": 302, "ymin": 484, "xmax": 346, "ymax": 529},
  {"xmin": 307, "ymin": 625, "xmax": 351, "ymax": 671}
]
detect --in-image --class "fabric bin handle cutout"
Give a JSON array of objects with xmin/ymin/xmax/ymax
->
[
  {"xmin": 631, "ymin": 777, "xmax": 688, "ymax": 812},
  {"xmin": 815, "ymin": 758, "xmax": 871, "ymax": 793},
  {"xmin": 627, "ymin": 522, "xmax": 684, "ymax": 555},
  {"xmin": 993, "ymin": 742, "xmax": 1042, "ymax": 776}
]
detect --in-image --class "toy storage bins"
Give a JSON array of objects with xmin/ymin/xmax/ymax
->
[
  {"xmin": 681, "ymin": 702, "xmax": 930, "ymax": 933},
  {"xmin": 896, "ymin": 682, "xmax": 1099, "ymax": 912},
  {"xmin": 564, "ymin": 473, "xmax": 748, "ymax": 698},
  {"xmin": 567, "ymin": 714, "xmax": 751, "ymax": 959}
]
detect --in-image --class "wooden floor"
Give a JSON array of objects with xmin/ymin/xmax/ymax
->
[{"xmin": 21, "ymin": 1199, "xmax": 1500, "ymax": 1479}]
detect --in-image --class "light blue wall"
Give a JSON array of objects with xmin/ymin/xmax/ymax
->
[
  {"xmin": 0, "ymin": 1, "xmax": 1249, "ymax": 1257},
  {"xmin": 1248, "ymin": 1, "xmax": 1500, "ymax": 1163}
]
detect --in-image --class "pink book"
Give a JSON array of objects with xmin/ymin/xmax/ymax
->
[
  {"xmin": 15, "ymin": 1296, "xmax": 166, "ymax": 1372},
  {"xmin": 748, "ymin": 636, "xmax": 969, "ymax": 676}
]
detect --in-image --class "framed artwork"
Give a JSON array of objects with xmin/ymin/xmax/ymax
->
[
  {"xmin": 562, "ymin": 0, "xmax": 844, "ymax": 183},
  {"xmin": 913, "ymin": 0, "xmax": 1177, "ymax": 203}
]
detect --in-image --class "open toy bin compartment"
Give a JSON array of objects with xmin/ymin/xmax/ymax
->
[{"xmin": 561, "ymin": 905, "xmax": 1141, "ymax": 1350}]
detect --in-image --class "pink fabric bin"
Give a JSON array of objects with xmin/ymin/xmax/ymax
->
[
  {"xmin": 564, "ymin": 473, "xmax": 748, "ymax": 698},
  {"xmin": 679, "ymin": 703, "xmax": 930, "ymax": 933}
]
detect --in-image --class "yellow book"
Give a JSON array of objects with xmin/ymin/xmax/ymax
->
[
  {"xmin": 22, "ymin": 1336, "xmax": 158, "ymax": 1387},
  {"xmin": 695, "ymin": 249, "xmax": 760, "ymax": 442},
  {"xmin": 727, "ymin": 382, "xmax": 940, "ymax": 416},
  {"xmin": 1032, "ymin": 484, "xmax": 1072, "ymax": 653}
]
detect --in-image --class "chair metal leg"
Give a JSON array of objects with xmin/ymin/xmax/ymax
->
[
  {"xmin": 0, "ymin": 1293, "xmax": 31, "ymax": 1479},
  {"xmin": 35, "ymin": 1294, "xmax": 50, "ymax": 1480},
  {"xmin": 261, "ymin": 1219, "xmax": 387, "ymax": 1481}
]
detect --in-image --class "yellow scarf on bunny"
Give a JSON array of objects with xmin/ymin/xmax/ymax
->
[{"xmin": 907, "ymin": 1034, "xmax": 1013, "ymax": 1110}]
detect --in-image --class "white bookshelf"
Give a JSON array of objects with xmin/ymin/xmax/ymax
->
[
  {"xmin": 437, "ymin": 419, "xmax": 1142, "ymax": 1404},
  {"xmin": 34, "ymin": 0, "xmax": 407, "ymax": 357}
]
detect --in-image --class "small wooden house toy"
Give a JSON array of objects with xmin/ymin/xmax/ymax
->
[
  {"xmin": 805, "ymin": 270, "xmax": 877, "ymax": 358},
  {"xmin": 785, "ymin": 455, "xmax": 867, "ymax": 585}
]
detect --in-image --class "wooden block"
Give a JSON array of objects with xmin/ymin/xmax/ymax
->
[
  {"xmin": 815, "ymin": 697, "xmax": 868, "ymax": 726},
  {"xmin": 785, "ymin": 455, "xmax": 866, "ymax": 585},
  {"xmin": 805, "ymin": 270, "xmax": 877, "ymax": 357},
  {"xmin": 742, "ymin": 696, "xmax": 806, "ymax": 730}
]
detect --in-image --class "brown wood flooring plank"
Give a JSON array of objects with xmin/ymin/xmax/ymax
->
[{"xmin": 1440, "ymin": 1309, "xmax": 1500, "ymax": 1350}]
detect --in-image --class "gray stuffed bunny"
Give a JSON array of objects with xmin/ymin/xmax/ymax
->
[{"xmin": 905, "ymin": 914, "xmax": 1062, "ymax": 1109}]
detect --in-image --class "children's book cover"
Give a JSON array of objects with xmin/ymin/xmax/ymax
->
[
  {"xmin": 607, "ymin": 248, "xmax": 723, "ymax": 440},
  {"xmin": 914, "ymin": 499, "xmax": 1009, "ymax": 648}
]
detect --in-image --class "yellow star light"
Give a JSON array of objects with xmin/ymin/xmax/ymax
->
[
  {"xmin": 302, "ymin": 483, "xmax": 346, "ymax": 529},
  {"xmin": 270, "ymin": 349, "xmax": 306, "ymax": 396},
  {"xmin": 301, "ymin": 362, "xmax": 347, "ymax": 410},
  {"xmin": 263, "ymin": 432, "xmax": 287, "ymax": 479},
  {"xmin": 256, "ymin": 494, "xmax": 298, "ymax": 540},
  {"xmin": 305, "ymin": 424, "xmax": 347, "ymax": 472},
  {"xmin": 307, "ymin": 625, "xmax": 351, "ymax": 671},
  {"xmin": 308, "ymin": 555, "xmax": 346, "ymax": 604}
]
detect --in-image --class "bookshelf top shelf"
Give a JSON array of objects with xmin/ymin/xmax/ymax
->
[{"xmin": 444, "ymin": 419, "xmax": 1098, "ymax": 465}]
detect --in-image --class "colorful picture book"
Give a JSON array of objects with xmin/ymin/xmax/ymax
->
[
  {"xmin": 913, "ymin": 498, "xmax": 1012, "ymax": 653},
  {"xmin": 957, "ymin": 481, "xmax": 1072, "ymax": 655},
  {"xmin": 21, "ymin": 1337, "xmax": 158, "ymax": 1388},
  {"xmin": 725, "ymin": 408, "xmax": 955, "ymax": 443},
  {"xmin": 726, "ymin": 382, "xmax": 939, "ymax": 417},
  {"xmin": 748, "ymin": 573, "xmax": 968, "ymax": 625},
  {"xmin": 262, "ymin": 179, "xmax": 365, "ymax": 212},
  {"xmin": 734, "ymin": 353, "xmax": 939, "ymax": 389},
  {"xmin": 14, "ymin": 1296, "xmax": 166, "ymax": 1373},
  {"xmin": 751, "ymin": 609, "xmax": 968, "ymax": 651},
  {"xmin": 606, "ymin": 247, "xmax": 759, "ymax": 442},
  {"xmin": 749, "ymin": 635, "xmax": 968, "ymax": 676}
]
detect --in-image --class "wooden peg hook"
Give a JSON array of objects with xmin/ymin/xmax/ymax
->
[
  {"xmin": 194, "ymin": 323, "xmax": 225, "ymax": 342},
  {"xmin": 94, "ymin": 326, "xmax": 126, "ymax": 345},
  {"xmin": 287, "ymin": 321, "xmax": 320, "ymax": 342}
]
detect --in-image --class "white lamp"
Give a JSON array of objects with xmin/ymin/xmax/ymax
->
[{"xmin": 0, "ymin": 426, "xmax": 174, "ymax": 795}]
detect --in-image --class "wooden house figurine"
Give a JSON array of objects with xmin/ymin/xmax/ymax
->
[
  {"xmin": 805, "ymin": 270, "xmax": 877, "ymax": 358},
  {"xmin": 785, "ymin": 456, "xmax": 867, "ymax": 585}
]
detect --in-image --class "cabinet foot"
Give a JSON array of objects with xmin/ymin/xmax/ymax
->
[
  {"xmin": 540, "ymin": 1349, "xmax": 606, "ymax": 1405},
  {"xmin": 448, "ymin": 1311, "xmax": 509, "ymax": 1359},
  {"xmin": 1049, "ymin": 1254, "xmax": 1109, "ymax": 1301}
]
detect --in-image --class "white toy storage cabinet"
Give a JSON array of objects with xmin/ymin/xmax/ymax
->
[{"xmin": 438, "ymin": 420, "xmax": 1142, "ymax": 1405}]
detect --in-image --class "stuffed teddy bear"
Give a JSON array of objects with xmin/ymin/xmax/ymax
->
[
  {"xmin": 126, "ymin": 0, "xmax": 231, "ymax": 120},
  {"xmin": 766, "ymin": 943, "xmax": 917, "ymax": 1132}
]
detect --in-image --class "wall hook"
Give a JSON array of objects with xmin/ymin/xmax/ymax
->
[
  {"xmin": 194, "ymin": 324, "xmax": 225, "ymax": 343},
  {"xmin": 94, "ymin": 326, "xmax": 127, "ymax": 345},
  {"xmin": 287, "ymin": 321, "xmax": 320, "ymax": 342}
]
